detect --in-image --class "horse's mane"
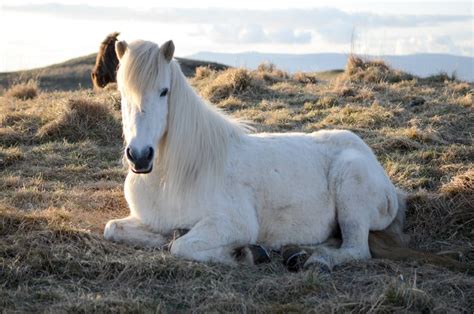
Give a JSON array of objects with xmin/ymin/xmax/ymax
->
[
  {"xmin": 117, "ymin": 40, "xmax": 252, "ymax": 198},
  {"xmin": 101, "ymin": 32, "xmax": 120, "ymax": 46}
]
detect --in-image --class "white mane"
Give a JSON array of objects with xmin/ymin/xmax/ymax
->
[
  {"xmin": 160, "ymin": 61, "xmax": 251, "ymax": 197},
  {"xmin": 118, "ymin": 40, "xmax": 251, "ymax": 197}
]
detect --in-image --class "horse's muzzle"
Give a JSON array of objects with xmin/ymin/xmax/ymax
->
[{"xmin": 126, "ymin": 146, "xmax": 154, "ymax": 174}]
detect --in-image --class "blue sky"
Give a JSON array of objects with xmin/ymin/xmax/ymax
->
[{"xmin": 0, "ymin": 0, "xmax": 472, "ymax": 71}]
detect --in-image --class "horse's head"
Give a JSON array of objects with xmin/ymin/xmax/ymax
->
[
  {"xmin": 115, "ymin": 40, "xmax": 175, "ymax": 174},
  {"xmin": 91, "ymin": 68, "xmax": 109, "ymax": 88},
  {"xmin": 92, "ymin": 32, "xmax": 120, "ymax": 89}
]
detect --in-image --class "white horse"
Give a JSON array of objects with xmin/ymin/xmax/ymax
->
[{"xmin": 104, "ymin": 39, "xmax": 406, "ymax": 270}]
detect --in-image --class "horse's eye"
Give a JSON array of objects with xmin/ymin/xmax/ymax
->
[{"xmin": 160, "ymin": 88, "xmax": 168, "ymax": 97}]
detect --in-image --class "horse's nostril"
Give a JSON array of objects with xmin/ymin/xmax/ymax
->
[
  {"xmin": 146, "ymin": 147, "xmax": 154, "ymax": 161},
  {"xmin": 126, "ymin": 147, "xmax": 136, "ymax": 162}
]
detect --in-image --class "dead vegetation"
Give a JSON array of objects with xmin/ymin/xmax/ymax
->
[
  {"xmin": 0, "ymin": 90, "xmax": 121, "ymax": 147},
  {"xmin": 4, "ymin": 80, "xmax": 39, "ymax": 100},
  {"xmin": 199, "ymin": 68, "xmax": 264, "ymax": 103},
  {"xmin": 345, "ymin": 55, "xmax": 414, "ymax": 83},
  {"xmin": 1, "ymin": 57, "xmax": 473, "ymax": 312},
  {"xmin": 37, "ymin": 98, "xmax": 121, "ymax": 143}
]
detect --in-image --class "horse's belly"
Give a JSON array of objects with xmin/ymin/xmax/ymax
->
[
  {"xmin": 257, "ymin": 202, "xmax": 336, "ymax": 248},
  {"xmin": 256, "ymin": 180, "xmax": 337, "ymax": 248}
]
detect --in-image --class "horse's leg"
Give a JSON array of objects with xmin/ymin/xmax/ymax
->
[
  {"xmin": 303, "ymin": 224, "xmax": 370, "ymax": 272},
  {"xmin": 104, "ymin": 216, "xmax": 167, "ymax": 248},
  {"xmin": 170, "ymin": 213, "xmax": 258, "ymax": 264},
  {"xmin": 305, "ymin": 151, "xmax": 395, "ymax": 271}
]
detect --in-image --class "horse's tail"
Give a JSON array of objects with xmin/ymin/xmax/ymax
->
[{"xmin": 368, "ymin": 190, "xmax": 473, "ymax": 273}]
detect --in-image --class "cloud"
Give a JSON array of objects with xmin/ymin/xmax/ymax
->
[
  {"xmin": 434, "ymin": 35, "xmax": 463, "ymax": 55},
  {"xmin": 3, "ymin": 3, "xmax": 473, "ymax": 46},
  {"xmin": 270, "ymin": 29, "xmax": 312, "ymax": 44},
  {"xmin": 315, "ymin": 20, "xmax": 354, "ymax": 44},
  {"xmin": 207, "ymin": 25, "xmax": 266, "ymax": 43},
  {"xmin": 388, "ymin": 35, "xmax": 466, "ymax": 56},
  {"xmin": 208, "ymin": 25, "xmax": 312, "ymax": 44}
]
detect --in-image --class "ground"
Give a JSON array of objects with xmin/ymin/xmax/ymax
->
[{"xmin": 0, "ymin": 57, "xmax": 473, "ymax": 312}]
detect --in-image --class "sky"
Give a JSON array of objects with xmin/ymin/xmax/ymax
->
[{"xmin": 0, "ymin": 0, "xmax": 473, "ymax": 72}]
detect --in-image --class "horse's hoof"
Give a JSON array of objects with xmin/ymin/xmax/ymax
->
[
  {"xmin": 103, "ymin": 220, "xmax": 117, "ymax": 241},
  {"xmin": 233, "ymin": 244, "xmax": 271, "ymax": 265},
  {"xmin": 282, "ymin": 245, "xmax": 309, "ymax": 272},
  {"xmin": 172, "ymin": 228, "xmax": 189, "ymax": 239},
  {"xmin": 248, "ymin": 244, "xmax": 271, "ymax": 264},
  {"xmin": 303, "ymin": 255, "xmax": 332, "ymax": 273}
]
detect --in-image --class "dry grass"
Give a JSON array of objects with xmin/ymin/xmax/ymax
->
[
  {"xmin": 293, "ymin": 71, "xmax": 319, "ymax": 84},
  {"xmin": 37, "ymin": 98, "xmax": 121, "ymax": 143},
  {"xmin": 440, "ymin": 168, "xmax": 473, "ymax": 197},
  {"xmin": 5, "ymin": 80, "xmax": 39, "ymax": 100},
  {"xmin": 194, "ymin": 65, "xmax": 214, "ymax": 80},
  {"xmin": 254, "ymin": 62, "xmax": 289, "ymax": 83},
  {"xmin": 345, "ymin": 55, "xmax": 414, "ymax": 83},
  {"xmin": 1, "ymin": 59, "xmax": 473, "ymax": 312},
  {"xmin": 423, "ymin": 71, "xmax": 458, "ymax": 83},
  {"xmin": 199, "ymin": 68, "xmax": 261, "ymax": 103},
  {"xmin": 1, "ymin": 209, "xmax": 472, "ymax": 312}
]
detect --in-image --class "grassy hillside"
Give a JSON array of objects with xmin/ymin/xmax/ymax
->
[
  {"xmin": 0, "ymin": 57, "xmax": 473, "ymax": 312},
  {"xmin": 0, "ymin": 54, "xmax": 228, "ymax": 91}
]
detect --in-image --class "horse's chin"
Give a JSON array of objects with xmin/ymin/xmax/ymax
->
[{"xmin": 130, "ymin": 166, "xmax": 153, "ymax": 174}]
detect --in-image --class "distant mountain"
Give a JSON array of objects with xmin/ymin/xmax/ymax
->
[{"xmin": 188, "ymin": 52, "xmax": 474, "ymax": 82}]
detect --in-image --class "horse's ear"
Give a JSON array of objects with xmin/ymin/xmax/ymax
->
[
  {"xmin": 161, "ymin": 40, "xmax": 175, "ymax": 62},
  {"xmin": 115, "ymin": 40, "xmax": 128, "ymax": 60}
]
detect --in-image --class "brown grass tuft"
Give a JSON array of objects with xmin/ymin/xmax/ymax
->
[
  {"xmin": 194, "ymin": 66, "xmax": 215, "ymax": 80},
  {"xmin": 36, "ymin": 98, "xmax": 121, "ymax": 143},
  {"xmin": 0, "ymin": 146, "xmax": 23, "ymax": 169},
  {"xmin": 293, "ymin": 72, "xmax": 318, "ymax": 84},
  {"xmin": 320, "ymin": 102, "xmax": 394, "ymax": 128},
  {"xmin": 217, "ymin": 96, "xmax": 246, "ymax": 111},
  {"xmin": 345, "ymin": 55, "xmax": 413, "ymax": 83},
  {"xmin": 5, "ymin": 80, "xmax": 39, "ymax": 100},
  {"xmin": 201, "ymin": 68, "xmax": 260, "ymax": 103},
  {"xmin": 407, "ymin": 191, "xmax": 474, "ymax": 243},
  {"xmin": 254, "ymin": 62, "xmax": 289, "ymax": 83},
  {"xmin": 383, "ymin": 280, "xmax": 434, "ymax": 312},
  {"xmin": 440, "ymin": 168, "xmax": 474, "ymax": 197},
  {"xmin": 316, "ymin": 96, "xmax": 339, "ymax": 108},
  {"xmin": 452, "ymin": 93, "xmax": 473, "ymax": 108},
  {"xmin": 423, "ymin": 71, "xmax": 457, "ymax": 83}
]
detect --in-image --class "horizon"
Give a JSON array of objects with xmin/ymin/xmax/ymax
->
[{"xmin": 0, "ymin": 0, "xmax": 473, "ymax": 72}]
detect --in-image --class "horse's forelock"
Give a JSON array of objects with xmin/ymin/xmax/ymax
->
[{"xmin": 116, "ymin": 40, "xmax": 161, "ymax": 105}]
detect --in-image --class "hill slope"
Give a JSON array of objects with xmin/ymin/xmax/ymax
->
[{"xmin": 0, "ymin": 54, "xmax": 228, "ymax": 91}]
